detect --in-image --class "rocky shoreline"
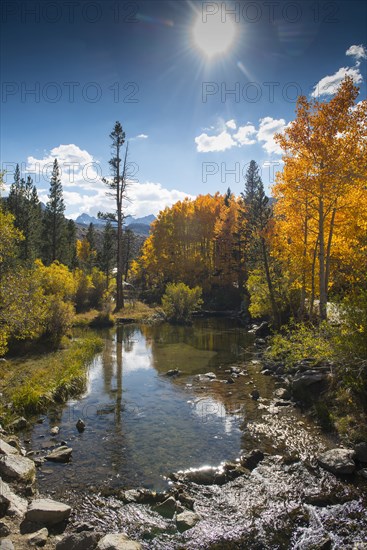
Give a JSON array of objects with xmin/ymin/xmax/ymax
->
[{"xmin": 1, "ymin": 321, "xmax": 367, "ymax": 549}]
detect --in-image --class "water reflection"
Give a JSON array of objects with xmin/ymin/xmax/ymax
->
[{"xmin": 31, "ymin": 319, "xmax": 265, "ymax": 493}]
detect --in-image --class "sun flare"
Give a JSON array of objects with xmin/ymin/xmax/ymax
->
[{"xmin": 192, "ymin": 14, "xmax": 237, "ymax": 59}]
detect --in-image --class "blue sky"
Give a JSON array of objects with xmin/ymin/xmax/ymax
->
[{"xmin": 1, "ymin": 0, "xmax": 366, "ymax": 218}]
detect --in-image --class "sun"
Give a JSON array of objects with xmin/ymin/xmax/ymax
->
[{"xmin": 192, "ymin": 13, "xmax": 237, "ymax": 59}]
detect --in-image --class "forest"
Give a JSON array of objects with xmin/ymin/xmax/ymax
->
[{"xmin": 1, "ymin": 76, "xmax": 367, "ymax": 436}]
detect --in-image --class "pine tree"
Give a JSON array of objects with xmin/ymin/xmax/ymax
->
[
  {"xmin": 99, "ymin": 220, "xmax": 116, "ymax": 288},
  {"xmin": 100, "ymin": 121, "xmax": 131, "ymax": 311},
  {"xmin": 64, "ymin": 219, "xmax": 77, "ymax": 268},
  {"xmin": 43, "ymin": 159, "xmax": 66, "ymax": 264},
  {"xmin": 7, "ymin": 164, "xmax": 21, "ymax": 220},
  {"xmin": 241, "ymin": 160, "xmax": 280, "ymax": 326}
]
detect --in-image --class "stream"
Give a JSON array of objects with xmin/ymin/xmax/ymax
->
[{"xmin": 20, "ymin": 318, "xmax": 367, "ymax": 548}]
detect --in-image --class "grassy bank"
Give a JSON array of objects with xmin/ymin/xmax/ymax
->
[
  {"xmin": 73, "ymin": 301, "xmax": 161, "ymax": 327},
  {"xmin": 264, "ymin": 321, "xmax": 367, "ymax": 444},
  {"xmin": 0, "ymin": 336, "xmax": 103, "ymax": 421}
]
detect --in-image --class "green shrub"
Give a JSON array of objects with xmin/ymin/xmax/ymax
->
[{"xmin": 161, "ymin": 282, "xmax": 202, "ymax": 323}]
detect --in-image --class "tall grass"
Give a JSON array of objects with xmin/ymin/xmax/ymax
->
[{"xmin": 0, "ymin": 336, "xmax": 103, "ymax": 418}]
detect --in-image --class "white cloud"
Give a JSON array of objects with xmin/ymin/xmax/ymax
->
[
  {"xmin": 131, "ymin": 134, "xmax": 149, "ymax": 140},
  {"xmin": 26, "ymin": 144, "xmax": 194, "ymax": 219},
  {"xmin": 195, "ymin": 130, "xmax": 237, "ymax": 152},
  {"xmin": 233, "ymin": 124, "xmax": 257, "ymax": 145},
  {"xmin": 225, "ymin": 119, "xmax": 237, "ymax": 130},
  {"xmin": 346, "ymin": 44, "xmax": 367, "ymax": 61},
  {"xmin": 257, "ymin": 117, "xmax": 286, "ymax": 155},
  {"xmin": 311, "ymin": 66, "xmax": 363, "ymax": 97}
]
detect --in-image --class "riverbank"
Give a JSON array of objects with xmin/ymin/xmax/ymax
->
[
  {"xmin": 0, "ymin": 336, "xmax": 103, "ymax": 425},
  {"xmin": 73, "ymin": 302, "xmax": 162, "ymax": 328}
]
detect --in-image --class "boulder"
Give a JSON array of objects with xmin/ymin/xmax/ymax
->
[
  {"xmin": 354, "ymin": 442, "xmax": 367, "ymax": 463},
  {"xmin": 50, "ymin": 427, "xmax": 59, "ymax": 436},
  {"xmin": 0, "ymin": 479, "xmax": 27, "ymax": 518},
  {"xmin": 154, "ymin": 496, "xmax": 177, "ymax": 519},
  {"xmin": 0, "ymin": 540, "xmax": 14, "ymax": 549},
  {"xmin": 292, "ymin": 373, "xmax": 327, "ymax": 391},
  {"xmin": 274, "ymin": 388, "xmax": 291, "ymax": 400},
  {"xmin": 317, "ymin": 448, "xmax": 356, "ymax": 475},
  {"xmin": 176, "ymin": 510, "xmax": 200, "ymax": 532},
  {"xmin": 27, "ymin": 528, "xmax": 49, "ymax": 547},
  {"xmin": 0, "ymin": 440, "xmax": 19, "ymax": 457},
  {"xmin": 249, "ymin": 322, "xmax": 270, "ymax": 337},
  {"xmin": 97, "ymin": 533, "xmax": 142, "ymax": 550},
  {"xmin": 46, "ymin": 446, "xmax": 72, "ymax": 463},
  {"xmin": 56, "ymin": 532, "xmax": 100, "ymax": 550},
  {"xmin": 25, "ymin": 499, "xmax": 71, "ymax": 525},
  {"xmin": 0, "ymin": 454, "xmax": 36, "ymax": 483}
]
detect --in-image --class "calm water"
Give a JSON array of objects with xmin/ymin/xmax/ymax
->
[{"xmin": 27, "ymin": 318, "xmax": 327, "ymax": 494}]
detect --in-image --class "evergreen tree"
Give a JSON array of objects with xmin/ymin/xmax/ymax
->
[
  {"xmin": 64, "ymin": 219, "xmax": 77, "ymax": 268},
  {"xmin": 43, "ymin": 159, "xmax": 66, "ymax": 264},
  {"xmin": 241, "ymin": 160, "xmax": 280, "ymax": 326},
  {"xmin": 7, "ymin": 164, "xmax": 21, "ymax": 220},
  {"xmin": 99, "ymin": 220, "xmax": 116, "ymax": 288},
  {"xmin": 100, "ymin": 121, "xmax": 131, "ymax": 311},
  {"xmin": 21, "ymin": 176, "xmax": 42, "ymax": 262}
]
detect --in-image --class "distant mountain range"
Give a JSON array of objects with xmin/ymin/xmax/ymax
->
[{"xmin": 75, "ymin": 213, "xmax": 156, "ymax": 227}]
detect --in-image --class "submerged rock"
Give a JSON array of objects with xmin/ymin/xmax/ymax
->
[
  {"xmin": 165, "ymin": 369, "xmax": 181, "ymax": 377},
  {"xmin": 317, "ymin": 448, "xmax": 356, "ymax": 475},
  {"xmin": 25, "ymin": 498, "xmax": 71, "ymax": 525},
  {"xmin": 154, "ymin": 496, "xmax": 177, "ymax": 519},
  {"xmin": 50, "ymin": 426, "xmax": 59, "ymax": 436},
  {"xmin": 7, "ymin": 417, "xmax": 28, "ymax": 432},
  {"xmin": 176, "ymin": 510, "xmax": 200, "ymax": 532},
  {"xmin": 76, "ymin": 419, "xmax": 86, "ymax": 433},
  {"xmin": 240, "ymin": 449, "xmax": 265, "ymax": 470},
  {"xmin": 56, "ymin": 532, "xmax": 100, "ymax": 550},
  {"xmin": 250, "ymin": 389, "xmax": 260, "ymax": 400},
  {"xmin": 97, "ymin": 533, "xmax": 142, "ymax": 549},
  {"xmin": 46, "ymin": 446, "xmax": 72, "ymax": 463}
]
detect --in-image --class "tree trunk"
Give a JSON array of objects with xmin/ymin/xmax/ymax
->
[
  {"xmin": 325, "ymin": 207, "xmax": 337, "ymax": 296},
  {"xmin": 318, "ymin": 196, "xmax": 327, "ymax": 320},
  {"xmin": 261, "ymin": 237, "xmax": 280, "ymax": 328},
  {"xmin": 309, "ymin": 236, "xmax": 319, "ymax": 319},
  {"xmin": 115, "ymin": 141, "xmax": 124, "ymax": 312},
  {"xmin": 299, "ymin": 198, "xmax": 308, "ymax": 320}
]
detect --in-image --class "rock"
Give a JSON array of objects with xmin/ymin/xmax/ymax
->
[
  {"xmin": 176, "ymin": 510, "xmax": 200, "ymax": 532},
  {"xmin": 240, "ymin": 449, "xmax": 265, "ymax": 470},
  {"xmin": 46, "ymin": 446, "xmax": 72, "ymax": 463},
  {"xmin": 261, "ymin": 369, "xmax": 272, "ymax": 376},
  {"xmin": 230, "ymin": 366, "xmax": 242, "ymax": 375},
  {"xmin": 358, "ymin": 468, "xmax": 367, "ymax": 479},
  {"xmin": 0, "ymin": 439, "xmax": 19, "ymax": 457},
  {"xmin": 56, "ymin": 532, "xmax": 100, "ymax": 550},
  {"xmin": 318, "ymin": 448, "xmax": 356, "ymax": 475},
  {"xmin": 50, "ymin": 427, "xmax": 59, "ymax": 436},
  {"xmin": 27, "ymin": 528, "xmax": 49, "ymax": 547},
  {"xmin": 0, "ymin": 522, "xmax": 11, "ymax": 537},
  {"xmin": 255, "ymin": 338, "xmax": 266, "ymax": 347},
  {"xmin": 97, "ymin": 533, "xmax": 142, "ymax": 549},
  {"xmin": 226, "ymin": 377, "xmax": 235, "ymax": 384},
  {"xmin": 154, "ymin": 496, "xmax": 177, "ymax": 519},
  {"xmin": 76, "ymin": 419, "xmax": 85, "ymax": 433},
  {"xmin": 0, "ymin": 540, "xmax": 14, "ymax": 549},
  {"xmin": 25, "ymin": 498, "xmax": 71, "ymax": 525},
  {"xmin": 0, "ymin": 454, "xmax": 36, "ymax": 483},
  {"xmin": 354, "ymin": 442, "xmax": 367, "ymax": 463},
  {"xmin": 249, "ymin": 321, "xmax": 270, "ymax": 337},
  {"xmin": 251, "ymin": 389, "xmax": 260, "ymax": 400},
  {"xmin": 292, "ymin": 372, "xmax": 327, "ymax": 391},
  {"xmin": 204, "ymin": 372, "xmax": 216, "ymax": 379},
  {"xmin": 0, "ymin": 478, "xmax": 27, "ymax": 517},
  {"xmin": 7, "ymin": 417, "xmax": 28, "ymax": 431},
  {"xmin": 165, "ymin": 369, "xmax": 181, "ymax": 377},
  {"xmin": 274, "ymin": 388, "xmax": 291, "ymax": 400},
  {"xmin": 74, "ymin": 522, "xmax": 95, "ymax": 533}
]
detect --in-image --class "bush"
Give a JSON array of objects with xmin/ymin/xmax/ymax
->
[{"xmin": 161, "ymin": 282, "xmax": 202, "ymax": 323}]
